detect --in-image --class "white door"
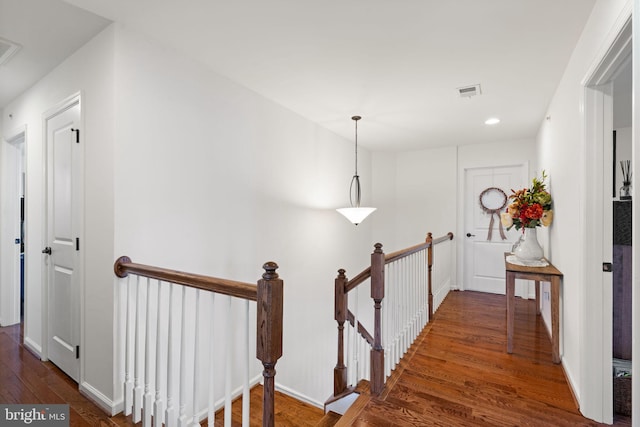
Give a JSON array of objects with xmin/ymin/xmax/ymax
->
[
  {"xmin": 463, "ymin": 165, "xmax": 527, "ymax": 295},
  {"xmin": 44, "ymin": 97, "xmax": 82, "ymax": 382}
]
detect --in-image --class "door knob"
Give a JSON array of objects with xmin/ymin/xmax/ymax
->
[
  {"xmin": 42, "ymin": 247, "xmax": 52, "ymax": 255},
  {"xmin": 466, "ymin": 233, "xmax": 476, "ymax": 237}
]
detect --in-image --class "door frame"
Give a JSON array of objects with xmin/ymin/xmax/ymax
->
[
  {"xmin": 41, "ymin": 92, "xmax": 85, "ymax": 382},
  {"xmin": 581, "ymin": 11, "xmax": 631, "ymax": 423},
  {"xmin": 459, "ymin": 161, "xmax": 529, "ymax": 293},
  {"xmin": 1, "ymin": 125, "xmax": 27, "ymax": 327}
]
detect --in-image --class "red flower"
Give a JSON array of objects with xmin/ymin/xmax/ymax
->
[{"xmin": 524, "ymin": 203, "xmax": 543, "ymax": 220}]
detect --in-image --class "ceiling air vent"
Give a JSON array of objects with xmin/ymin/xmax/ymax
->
[
  {"xmin": 457, "ymin": 84, "xmax": 481, "ymax": 98},
  {"xmin": 0, "ymin": 37, "xmax": 21, "ymax": 66}
]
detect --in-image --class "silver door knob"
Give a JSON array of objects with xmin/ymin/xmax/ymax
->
[{"xmin": 42, "ymin": 247, "xmax": 52, "ymax": 255}]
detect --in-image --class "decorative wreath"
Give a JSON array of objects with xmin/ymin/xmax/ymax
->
[{"xmin": 478, "ymin": 187, "xmax": 508, "ymax": 241}]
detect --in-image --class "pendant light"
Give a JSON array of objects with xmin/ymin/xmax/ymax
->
[{"xmin": 336, "ymin": 115, "xmax": 376, "ymax": 225}]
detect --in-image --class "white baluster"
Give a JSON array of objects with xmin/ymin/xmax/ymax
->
[
  {"xmin": 390, "ymin": 261, "xmax": 397, "ymax": 375},
  {"xmin": 144, "ymin": 278, "xmax": 153, "ymax": 427},
  {"xmin": 124, "ymin": 276, "xmax": 134, "ymax": 416},
  {"xmin": 178, "ymin": 287, "xmax": 189, "ymax": 427},
  {"xmin": 383, "ymin": 263, "xmax": 390, "ymax": 378},
  {"xmin": 224, "ymin": 296, "xmax": 232, "ymax": 427},
  {"xmin": 353, "ymin": 286, "xmax": 359, "ymax": 384},
  {"xmin": 191, "ymin": 290, "xmax": 201, "ymax": 427},
  {"xmin": 396, "ymin": 258, "xmax": 407, "ymax": 363},
  {"xmin": 242, "ymin": 299, "xmax": 250, "ymax": 427},
  {"xmin": 346, "ymin": 309, "xmax": 353, "ymax": 386},
  {"xmin": 134, "ymin": 276, "xmax": 143, "ymax": 423},
  {"xmin": 422, "ymin": 249, "xmax": 427, "ymax": 327},
  {"xmin": 401, "ymin": 258, "xmax": 407, "ymax": 355},
  {"xmin": 412, "ymin": 253, "xmax": 418, "ymax": 341},
  {"xmin": 207, "ymin": 293, "xmax": 216, "ymax": 427},
  {"xmin": 154, "ymin": 281, "xmax": 165, "ymax": 427},
  {"xmin": 408, "ymin": 255, "xmax": 414, "ymax": 341},
  {"xmin": 165, "ymin": 284, "xmax": 177, "ymax": 427}
]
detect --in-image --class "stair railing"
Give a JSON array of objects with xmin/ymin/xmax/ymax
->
[
  {"xmin": 114, "ymin": 257, "xmax": 283, "ymax": 427},
  {"xmin": 331, "ymin": 232, "xmax": 454, "ymax": 398}
]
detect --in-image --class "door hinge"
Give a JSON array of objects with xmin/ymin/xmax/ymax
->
[
  {"xmin": 71, "ymin": 128, "xmax": 80, "ymax": 143},
  {"xmin": 603, "ymin": 262, "xmax": 613, "ymax": 272},
  {"xmin": 76, "ymin": 345, "xmax": 80, "ymax": 359},
  {"xmin": 75, "ymin": 238, "xmax": 80, "ymax": 251}
]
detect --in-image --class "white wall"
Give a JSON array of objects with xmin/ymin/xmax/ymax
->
[
  {"xmin": 1, "ymin": 25, "xmax": 116, "ymax": 406},
  {"xmin": 111, "ymin": 25, "xmax": 375, "ymax": 408},
  {"xmin": 372, "ymin": 147, "xmax": 457, "ymax": 253},
  {"xmin": 2, "ymin": 21, "xmax": 378, "ymax": 411},
  {"xmin": 536, "ymin": 0, "xmax": 631, "ymax": 421}
]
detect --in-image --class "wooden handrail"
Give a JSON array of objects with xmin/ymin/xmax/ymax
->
[
  {"xmin": 346, "ymin": 310, "xmax": 374, "ymax": 346},
  {"xmin": 114, "ymin": 256, "xmax": 258, "ymax": 301},
  {"xmin": 432, "ymin": 231, "xmax": 454, "ymax": 245},
  {"xmin": 114, "ymin": 256, "xmax": 282, "ymax": 427},
  {"xmin": 384, "ymin": 241, "xmax": 430, "ymax": 264},
  {"xmin": 330, "ymin": 231, "xmax": 454, "ymax": 401},
  {"xmin": 344, "ymin": 267, "xmax": 372, "ymax": 293},
  {"xmin": 342, "ymin": 232, "xmax": 454, "ymax": 294}
]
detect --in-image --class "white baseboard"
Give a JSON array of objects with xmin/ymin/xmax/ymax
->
[
  {"xmin": 80, "ymin": 381, "xmax": 120, "ymax": 416},
  {"xmin": 23, "ymin": 336, "xmax": 42, "ymax": 358},
  {"xmin": 274, "ymin": 383, "xmax": 323, "ymax": 409},
  {"xmin": 433, "ymin": 279, "xmax": 451, "ymax": 312}
]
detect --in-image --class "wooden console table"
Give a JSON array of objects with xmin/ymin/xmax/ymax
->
[{"xmin": 504, "ymin": 253, "xmax": 563, "ymax": 363}]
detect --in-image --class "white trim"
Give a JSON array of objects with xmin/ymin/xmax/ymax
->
[
  {"xmin": 274, "ymin": 382, "xmax": 323, "ymax": 409},
  {"xmin": 80, "ymin": 381, "xmax": 119, "ymax": 416},
  {"xmin": 41, "ymin": 91, "xmax": 84, "ymax": 384},
  {"xmin": 457, "ymin": 161, "xmax": 529, "ymax": 292},
  {"xmin": 580, "ymin": 10, "xmax": 632, "ymax": 423},
  {"xmin": 0, "ymin": 127, "xmax": 26, "ymax": 327},
  {"xmin": 631, "ymin": 0, "xmax": 640, "ymax": 418},
  {"xmin": 23, "ymin": 336, "xmax": 42, "ymax": 358},
  {"xmin": 3, "ymin": 124, "xmax": 26, "ymax": 143}
]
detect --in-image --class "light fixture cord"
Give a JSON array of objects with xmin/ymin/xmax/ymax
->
[
  {"xmin": 350, "ymin": 116, "xmax": 362, "ymax": 208},
  {"xmin": 354, "ymin": 117, "xmax": 358, "ymax": 177}
]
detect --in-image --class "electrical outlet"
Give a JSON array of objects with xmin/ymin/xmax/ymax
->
[{"xmin": 544, "ymin": 291, "xmax": 550, "ymax": 301}]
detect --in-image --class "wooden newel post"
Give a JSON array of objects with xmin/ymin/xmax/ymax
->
[
  {"xmin": 334, "ymin": 269, "xmax": 348, "ymax": 396},
  {"xmin": 426, "ymin": 232, "xmax": 434, "ymax": 321},
  {"xmin": 256, "ymin": 262, "xmax": 283, "ymax": 427},
  {"xmin": 370, "ymin": 243, "xmax": 385, "ymax": 395}
]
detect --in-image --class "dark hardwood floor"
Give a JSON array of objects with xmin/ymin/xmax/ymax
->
[
  {"xmin": 0, "ymin": 321, "xmax": 325, "ymax": 426},
  {"xmin": 338, "ymin": 291, "xmax": 631, "ymax": 426},
  {"xmin": 0, "ymin": 291, "xmax": 632, "ymax": 426}
]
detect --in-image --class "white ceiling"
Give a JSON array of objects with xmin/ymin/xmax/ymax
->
[
  {"xmin": 3, "ymin": 0, "xmax": 597, "ymax": 151},
  {"xmin": 0, "ymin": 0, "xmax": 110, "ymax": 110}
]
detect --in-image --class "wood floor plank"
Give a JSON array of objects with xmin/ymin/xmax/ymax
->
[
  {"xmin": 341, "ymin": 291, "xmax": 630, "ymax": 426},
  {"xmin": 1, "ymin": 290, "xmax": 632, "ymax": 426}
]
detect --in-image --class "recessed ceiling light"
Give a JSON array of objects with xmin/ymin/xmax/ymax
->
[{"xmin": 485, "ymin": 118, "xmax": 500, "ymax": 125}]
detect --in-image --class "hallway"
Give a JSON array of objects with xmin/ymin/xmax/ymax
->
[
  {"xmin": 0, "ymin": 291, "xmax": 632, "ymax": 426},
  {"xmin": 338, "ymin": 291, "xmax": 631, "ymax": 426}
]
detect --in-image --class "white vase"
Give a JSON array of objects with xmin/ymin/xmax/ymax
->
[{"xmin": 514, "ymin": 227, "xmax": 544, "ymax": 262}]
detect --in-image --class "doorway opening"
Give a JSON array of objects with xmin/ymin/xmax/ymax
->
[
  {"xmin": 1, "ymin": 127, "xmax": 26, "ymax": 327},
  {"xmin": 582, "ymin": 14, "xmax": 632, "ymax": 424}
]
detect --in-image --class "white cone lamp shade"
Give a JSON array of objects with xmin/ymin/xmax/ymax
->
[
  {"xmin": 336, "ymin": 206, "xmax": 377, "ymax": 225},
  {"xmin": 336, "ymin": 116, "xmax": 376, "ymax": 225}
]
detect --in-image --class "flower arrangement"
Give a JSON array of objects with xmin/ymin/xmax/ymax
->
[{"xmin": 500, "ymin": 171, "xmax": 553, "ymax": 230}]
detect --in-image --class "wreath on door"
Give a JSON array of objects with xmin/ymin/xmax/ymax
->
[{"xmin": 479, "ymin": 187, "xmax": 508, "ymax": 241}]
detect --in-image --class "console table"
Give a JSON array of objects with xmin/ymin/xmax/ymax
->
[{"xmin": 504, "ymin": 253, "xmax": 563, "ymax": 363}]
